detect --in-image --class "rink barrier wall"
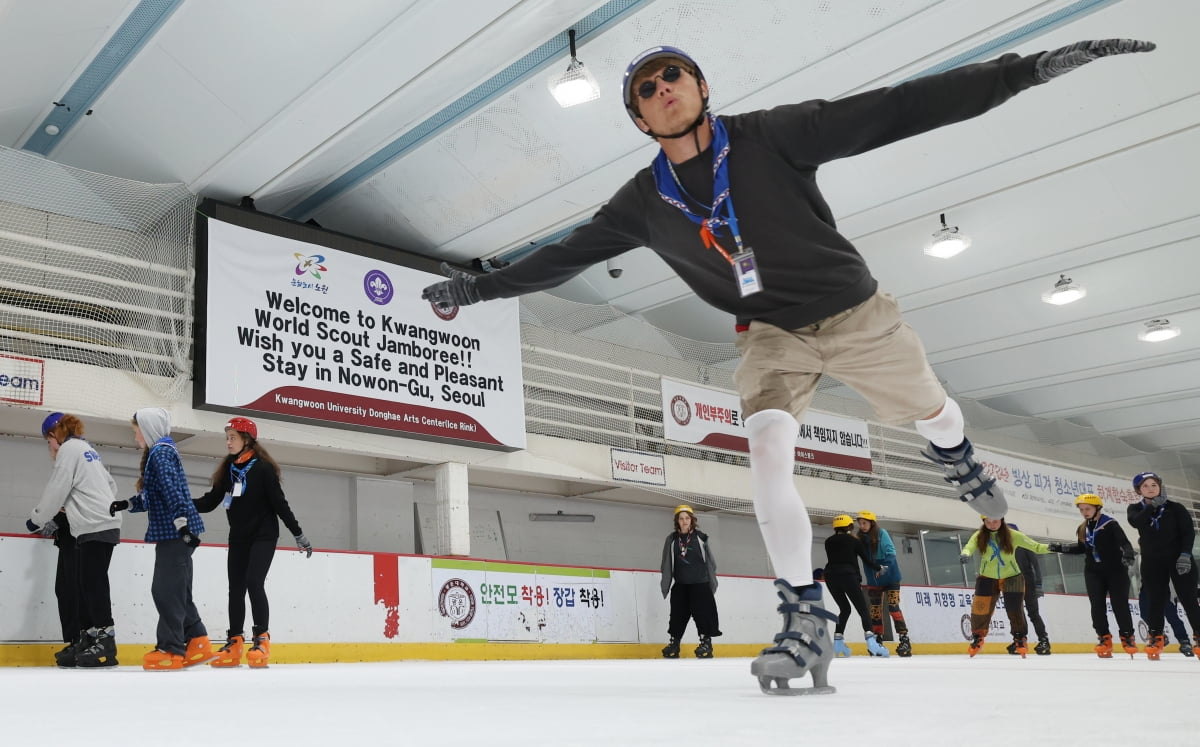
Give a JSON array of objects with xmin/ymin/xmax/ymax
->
[{"xmin": 0, "ymin": 535, "xmax": 1167, "ymax": 666}]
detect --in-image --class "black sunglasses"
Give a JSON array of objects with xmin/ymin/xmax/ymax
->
[{"xmin": 637, "ymin": 65, "xmax": 683, "ymax": 99}]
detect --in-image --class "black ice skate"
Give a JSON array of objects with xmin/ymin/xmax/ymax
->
[
  {"xmin": 661, "ymin": 637, "xmax": 680, "ymax": 659},
  {"xmin": 896, "ymin": 634, "xmax": 912, "ymax": 657},
  {"xmin": 56, "ymin": 629, "xmax": 93, "ymax": 668},
  {"xmin": 75, "ymin": 628, "xmax": 118, "ymax": 668},
  {"xmin": 750, "ymin": 579, "xmax": 838, "ymax": 696},
  {"xmin": 1034, "ymin": 637, "xmax": 1051, "ymax": 656},
  {"xmin": 920, "ymin": 439, "xmax": 1008, "ymax": 518},
  {"xmin": 695, "ymin": 635, "xmax": 713, "ymax": 659}
]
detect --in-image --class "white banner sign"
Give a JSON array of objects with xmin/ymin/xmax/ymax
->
[
  {"xmin": 611, "ymin": 448, "xmax": 666, "ymax": 486},
  {"xmin": 429, "ymin": 560, "xmax": 618, "ymax": 643},
  {"xmin": 0, "ymin": 352, "xmax": 43, "ymax": 405},
  {"xmin": 661, "ymin": 378, "xmax": 872, "ymax": 471},
  {"xmin": 976, "ymin": 448, "xmax": 1139, "ymax": 519},
  {"xmin": 202, "ymin": 219, "xmax": 526, "ymax": 448}
]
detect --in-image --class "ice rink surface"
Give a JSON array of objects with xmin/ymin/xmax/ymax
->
[{"xmin": 1, "ymin": 653, "xmax": 1191, "ymax": 746}]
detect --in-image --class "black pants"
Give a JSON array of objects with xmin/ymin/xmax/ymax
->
[
  {"xmin": 668, "ymin": 582, "xmax": 721, "ymax": 639},
  {"xmin": 54, "ymin": 531, "xmax": 79, "ymax": 642},
  {"xmin": 825, "ymin": 573, "xmax": 871, "ymax": 635},
  {"xmin": 1140, "ymin": 556, "xmax": 1200, "ymax": 637},
  {"xmin": 1138, "ymin": 582, "xmax": 1189, "ymax": 643},
  {"xmin": 76, "ymin": 539, "xmax": 116, "ymax": 630},
  {"xmin": 1084, "ymin": 564, "xmax": 1133, "ymax": 636},
  {"xmin": 151, "ymin": 539, "xmax": 207, "ymax": 655},
  {"xmin": 1023, "ymin": 585, "xmax": 1048, "ymax": 640},
  {"xmin": 228, "ymin": 539, "xmax": 276, "ymax": 636}
]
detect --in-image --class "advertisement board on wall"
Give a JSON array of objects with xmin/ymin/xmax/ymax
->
[
  {"xmin": 661, "ymin": 377, "xmax": 872, "ymax": 471},
  {"xmin": 429, "ymin": 559, "xmax": 628, "ymax": 643},
  {"xmin": 975, "ymin": 448, "xmax": 1140, "ymax": 520},
  {"xmin": 195, "ymin": 207, "xmax": 526, "ymax": 449}
]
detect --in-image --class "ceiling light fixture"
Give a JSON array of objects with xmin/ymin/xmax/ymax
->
[
  {"xmin": 1138, "ymin": 318, "xmax": 1181, "ymax": 343},
  {"xmin": 1041, "ymin": 273, "xmax": 1087, "ymax": 305},
  {"xmin": 924, "ymin": 213, "xmax": 971, "ymax": 258},
  {"xmin": 548, "ymin": 29, "xmax": 600, "ymax": 108}
]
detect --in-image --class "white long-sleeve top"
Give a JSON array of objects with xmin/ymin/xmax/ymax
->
[{"xmin": 29, "ymin": 437, "xmax": 122, "ymax": 537}]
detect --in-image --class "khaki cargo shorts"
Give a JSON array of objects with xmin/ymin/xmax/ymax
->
[{"xmin": 733, "ymin": 290, "xmax": 946, "ymax": 425}]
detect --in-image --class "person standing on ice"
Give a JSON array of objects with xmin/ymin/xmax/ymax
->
[{"xmin": 421, "ymin": 39, "xmax": 1155, "ymax": 694}]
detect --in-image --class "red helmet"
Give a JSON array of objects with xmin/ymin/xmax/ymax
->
[{"xmin": 224, "ymin": 417, "xmax": 257, "ymax": 440}]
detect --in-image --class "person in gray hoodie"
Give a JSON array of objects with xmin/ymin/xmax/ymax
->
[
  {"xmin": 27, "ymin": 412, "xmax": 122, "ymax": 667},
  {"xmin": 110, "ymin": 407, "xmax": 214, "ymax": 670},
  {"xmin": 659, "ymin": 504, "xmax": 720, "ymax": 658}
]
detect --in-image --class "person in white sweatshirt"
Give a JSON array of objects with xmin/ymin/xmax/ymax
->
[{"xmin": 28, "ymin": 412, "xmax": 122, "ymax": 667}]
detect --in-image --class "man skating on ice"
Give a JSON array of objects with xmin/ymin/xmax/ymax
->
[{"xmin": 422, "ymin": 39, "xmax": 1154, "ymax": 694}]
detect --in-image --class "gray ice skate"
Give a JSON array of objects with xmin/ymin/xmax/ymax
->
[
  {"xmin": 920, "ymin": 438, "xmax": 1008, "ymax": 518},
  {"xmin": 751, "ymin": 579, "xmax": 838, "ymax": 696}
]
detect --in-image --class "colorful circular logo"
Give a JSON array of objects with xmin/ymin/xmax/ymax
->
[
  {"xmin": 363, "ymin": 269, "xmax": 394, "ymax": 305},
  {"xmin": 670, "ymin": 395, "xmax": 692, "ymax": 426},
  {"xmin": 437, "ymin": 578, "xmax": 476, "ymax": 630}
]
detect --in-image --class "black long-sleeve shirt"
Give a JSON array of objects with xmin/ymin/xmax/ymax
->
[
  {"xmin": 477, "ymin": 53, "xmax": 1039, "ymax": 330},
  {"xmin": 1060, "ymin": 515, "xmax": 1134, "ymax": 572},
  {"xmin": 1128, "ymin": 498, "xmax": 1195, "ymax": 562},
  {"xmin": 195, "ymin": 458, "xmax": 302, "ymax": 543},
  {"xmin": 824, "ymin": 531, "xmax": 877, "ymax": 581}
]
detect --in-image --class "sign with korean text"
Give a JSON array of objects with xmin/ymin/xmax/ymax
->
[
  {"xmin": 430, "ymin": 559, "xmax": 617, "ymax": 643},
  {"xmin": 661, "ymin": 378, "xmax": 871, "ymax": 471},
  {"xmin": 0, "ymin": 353, "xmax": 43, "ymax": 405},
  {"xmin": 200, "ymin": 219, "xmax": 525, "ymax": 448},
  {"xmin": 975, "ymin": 448, "xmax": 1139, "ymax": 519}
]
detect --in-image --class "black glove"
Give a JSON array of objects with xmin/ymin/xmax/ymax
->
[
  {"xmin": 1033, "ymin": 39, "xmax": 1155, "ymax": 84},
  {"xmin": 177, "ymin": 523, "xmax": 200, "ymax": 548},
  {"xmin": 875, "ymin": 565, "xmax": 889, "ymax": 578},
  {"xmin": 420, "ymin": 262, "xmax": 481, "ymax": 312},
  {"xmin": 1047, "ymin": 542, "xmax": 1064, "ymax": 553},
  {"xmin": 1150, "ymin": 494, "xmax": 1167, "ymax": 508},
  {"xmin": 1122, "ymin": 550, "xmax": 1136, "ymax": 568},
  {"xmin": 109, "ymin": 499, "xmax": 130, "ymax": 516},
  {"xmin": 959, "ymin": 554, "xmax": 970, "ymax": 565},
  {"xmin": 25, "ymin": 518, "xmax": 42, "ymax": 535},
  {"xmin": 1177, "ymin": 553, "xmax": 1193, "ymax": 576},
  {"xmin": 295, "ymin": 533, "xmax": 313, "ymax": 558}
]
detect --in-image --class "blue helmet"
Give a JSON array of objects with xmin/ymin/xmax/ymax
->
[
  {"xmin": 622, "ymin": 46, "xmax": 706, "ymax": 128},
  {"xmin": 41, "ymin": 412, "xmax": 64, "ymax": 436},
  {"xmin": 1132, "ymin": 471, "xmax": 1162, "ymax": 490}
]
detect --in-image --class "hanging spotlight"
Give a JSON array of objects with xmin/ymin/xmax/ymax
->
[
  {"xmin": 548, "ymin": 29, "xmax": 600, "ymax": 108},
  {"xmin": 924, "ymin": 213, "xmax": 971, "ymax": 258},
  {"xmin": 1137, "ymin": 318, "xmax": 1181, "ymax": 343},
  {"xmin": 1041, "ymin": 273, "xmax": 1087, "ymax": 305}
]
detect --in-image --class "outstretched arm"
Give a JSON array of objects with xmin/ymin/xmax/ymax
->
[
  {"xmin": 421, "ymin": 180, "xmax": 648, "ymax": 311},
  {"xmin": 764, "ymin": 39, "xmax": 1154, "ymax": 167}
]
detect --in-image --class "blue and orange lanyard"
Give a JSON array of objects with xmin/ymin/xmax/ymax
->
[{"xmin": 652, "ymin": 115, "xmax": 745, "ymax": 264}]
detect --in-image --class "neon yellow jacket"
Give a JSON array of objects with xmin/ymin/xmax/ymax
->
[{"xmin": 961, "ymin": 529, "xmax": 1050, "ymax": 579}]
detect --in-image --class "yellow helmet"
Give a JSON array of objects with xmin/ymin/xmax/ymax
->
[
  {"xmin": 856, "ymin": 510, "xmax": 877, "ymax": 522},
  {"xmin": 1075, "ymin": 493, "xmax": 1103, "ymax": 509},
  {"xmin": 832, "ymin": 514, "xmax": 853, "ymax": 529},
  {"xmin": 674, "ymin": 504, "xmax": 694, "ymax": 516}
]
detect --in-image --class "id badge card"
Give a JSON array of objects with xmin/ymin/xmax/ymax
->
[
  {"xmin": 733, "ymin": 250, "xmax": 762, "ymax": 297},
  {"xmin": 232, "ymin": 481, "xmax": 245, "ymax": 497}
]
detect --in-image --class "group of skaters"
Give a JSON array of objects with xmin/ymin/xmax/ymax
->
[
  {"xmin": 23, "ymin": 409, "xmax": 309, "ymax": 670},
  {"xmin": 813, "ymin": 470, "xmax": 1200, "ymax": 661}
]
